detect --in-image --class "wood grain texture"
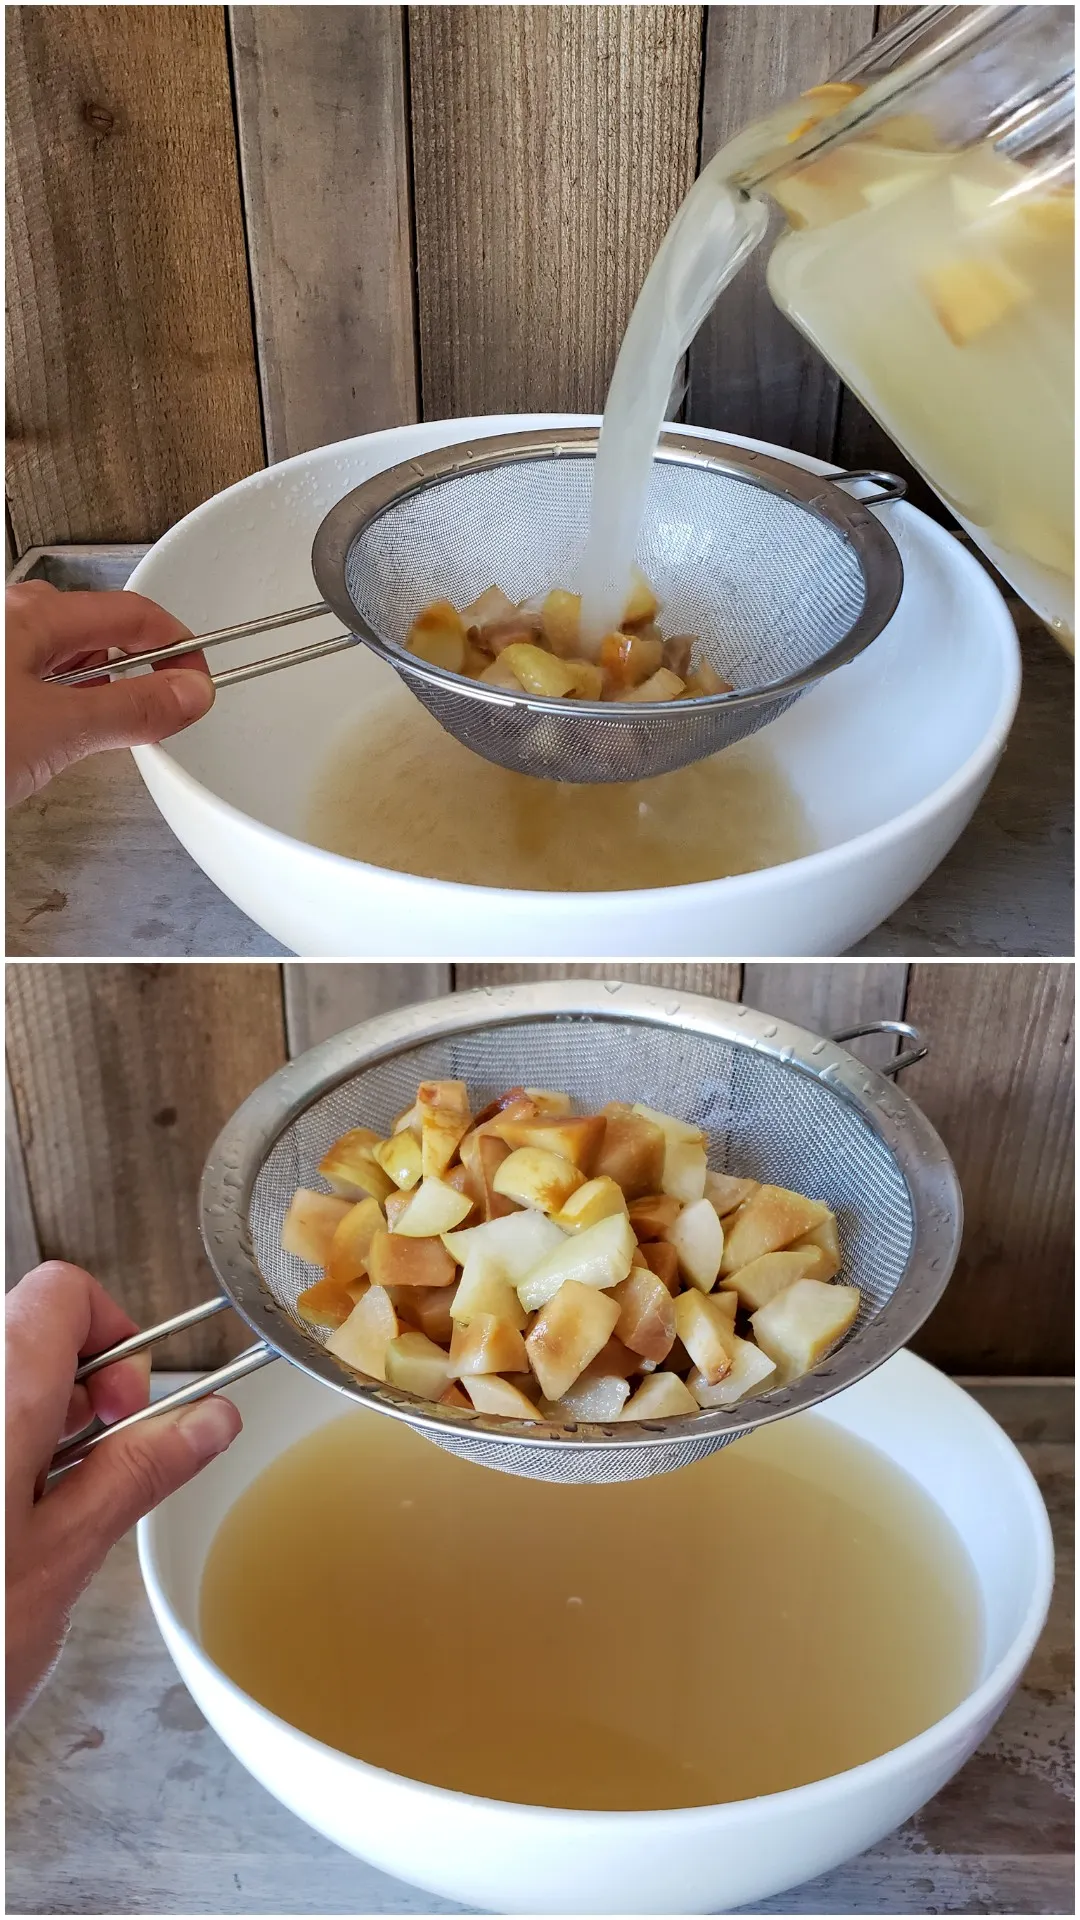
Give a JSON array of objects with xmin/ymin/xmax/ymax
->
[
  {"xmin": 230, "ymin": 7, "xmax": 417, "ymax": 462},
  {"xmin": 455, "ymin": 963, "xmax": 743, "ymax": 998},
  {"xmin": 5, "ymin": 1068, "xmax": 41, "ymax": 1285},
  {"xmin": 904, "ymin": 964, "xmax": 1074, "ymax": 1375},
  {"xmin": 283, "ymin": 964, "xmax": 452, "ymax": 1056},
  {"xmin": 7, "ymin": 1382, "xmax": 1071, "ymax": 1916},
  {"xmin": 408, "ymin": 5, "xmax": 702, "ymax": 417},
  {"xmin": 4, "ymin": 965, "xmax": 288, "ymax": 1366},
  {"xmin": 742, "ymin": 963, "xmax": 908, "ymax": 1068},
  {"xmin": 688, "ymin": 6, "xmax": 873, "ymax": 456},
  {"xmin": 5, "ymin": 6, "xmax": 264, "ymax": 550}
]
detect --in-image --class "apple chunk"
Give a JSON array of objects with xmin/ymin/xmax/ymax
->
[
  {"xmin": 465, "ymin": 1375, "xmax": 542, "ymax": 1419},
  {"xmin": 720, "ymin": 1185, "xmax": 831, "ymax": 1275},
  {"xmin": 326, "ymin": 1195, "xmax": 386, "ymax": 1286},
  {"xmin": 516, "ymin": 1212, "xmax": 637, "ymax": 1312},
  {"xmin": 787, "ymin": 1211, "xmax": 842, "ymax": 1281},
  {"xmin": 451, "ymin": 1251, "xmax": 528, "ymax": 1330},
  {"xmin": 594, "ymin": 1106, "xmax": 666, "ymax": 1199},
  {"xmin": 627, "ymin": 1193, "xmax": 682, "ymax": 1238},
  {"xmin": 666, "ymin": 1196, "xmax": 724, "ymax": 1292},
  {"xmin": 687, "ymin": 1337, "xmax": 777, "ymax": 1407},
  {"xmin": 326, "ymin": 1285, "xmax": 398, "ymax": 1380},
  {"xmin": 367, "ymin": 1228, "xmax": 457, "ymax": 1291},
  {"xmin": 318, "ymin": 1128, "xmax": 395, "ymax": 1203},
  {"xmin": 526, "ymin": 1280, "xmax": 621, "ymax": 1402},
  {"xmin": 449, "ymin": 1313, "xmax": 528, "ymax": 1377},
  {"xmin": 417, "ymin": 1080, "xmax": 472, "ymax": 1178},
  {"xmin": 489, "ymin": 1112, "xmax": 606, "ymax": 1174},
  {"xmin": 639, "ymin": 1241, "xmax": 679, "ymax": 1291},
  {"xmin": 673, "ymin": 1289, "xmax": 736, "ymax": 1385},
  {"xmin": 392, "ymin": 1176, "xmax": 474, "ymax": 1237},
  {"xmin": 751, "ymin": 1280, "xmax": 861, "ymax": 1382},
  {"xmin": 281, "ymin": 1189, "xmax": 354, "ymax": 1265},
  {"xmin": 296, "ymin": 1275, "xmax": 362, "ymax": 1329},
  {"xmin": 373, "ymin": 1131, "xmax": 423, "ymax": 1191},
  {"xmin": 385, "ymin": 1330, "xmax": 453, "ymax": 1400},
  {"xmin": 557, "ymin": 1366, "xmax": 631, "ymax": 1422},
  {"xmin": 444, "ymin": 1209, "xmax": 565, "ymax": 1280},
  {"xmin": 493, "ymin": 1147, "xmax": 584, "ymax": 1214},
  {"xmin": 553, "ymin": 1175, "xmax": 628, "ymax": 1232},
  {"xmin": 620, "ymin": 1373, "xmax": 698, "ymax": 1420},
  {"xmin": 611, "ymin": 1265, "xmax": 676, "ymax": 1364},
  {"xmin": 394, "ymin": 1284, "xmax": 457, "ymax": 1345},
  {"xmin": 704, "ymin": 1171, "xmax": 760, "ymax": 1218},
  {"xmin": 458, "ymin": 1130, "xmax": 517, "ymax": 1220},
  {"xmin": 724, "ymin": 1248, "xmax": 820, "ymax": 1312}
]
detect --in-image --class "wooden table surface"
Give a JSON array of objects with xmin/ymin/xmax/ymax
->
[
  {"xmin": 7, "ymin": 1381, "xmax": 1073, "ymax": 1916},
  {"xmin": 5, "ymin": 552, "xmax": 1073, "ymax": 960}
]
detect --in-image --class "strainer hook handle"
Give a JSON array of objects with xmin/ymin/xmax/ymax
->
[
  {"xmin": 831, "ymin": 1019, "xmax": 927, "ymax": 1074},
  {"xmin": 833, "ymin": 469, "xmax": 908, "ymax": 507}
]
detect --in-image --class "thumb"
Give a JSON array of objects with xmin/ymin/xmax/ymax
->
[
  {"xmin": 60, "ymin": 668, "xmax": 215, "ymax": 757},
  {"xmin": 39, "ymin": 1395, "xmax": 242, "ymax": 1593}
]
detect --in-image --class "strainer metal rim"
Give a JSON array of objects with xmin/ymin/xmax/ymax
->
[
  {"xmin": 309, "ymin": 428, "xmax": 905, "ymax": 716},
  {"xmin": 200, "ymin": 980, "xmax": 961, "ymax": 1458}
]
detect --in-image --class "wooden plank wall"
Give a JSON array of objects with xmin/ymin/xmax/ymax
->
[
  {"xmin": 5, "ymin": 3, "xmax": 945, "ymax": 557},
  {"xmin": 6, "ymin": 963, "xmax": 1073, "ymax": 1376}
]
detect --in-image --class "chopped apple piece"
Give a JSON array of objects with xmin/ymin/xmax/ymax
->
[
  {"xmin": 526, "ymin": 1280, "xmax": 621, "ymax": 1401},
  {"xmin": 632, "ymin": 1104, "xmax": 705, "ymax": 1146},
  {"xmin": 385, "ymin": 1330, "xmax": 453, "ymax": 1400},
  {"xmin": 464, "ymin": 1375, "xmax": 541, "ymax": 1420},
  {"xmin": 517, "ymin": 1211, "xmax": 638, "ymax": 1312},
  {"xmin": 394, "ymin": 1283, "xmax": 458, "ymax": 1345},
  {"xmin": 367, "ymin": 1228, "xmax": 457, "ymax": 1291},
  {"xmin": 392, "ymin": 1099, "xmax": 422, "ymax": 1138},
  {"xmin": 599, "ymin": 630, "xmax": 665, "ymax": 689},
  {"xmin": 438, "ymin": 1381, "xmax": 471, "ymax": 1410},
  {"xmin": 523, "ymin": 1088, "xmax": 574, "ymax": 1116},
  {"xmin": 296, "ymin": 1276, "xmax": 360, "ymax": 1329},
  {"xmin": 611, "ymin": 1265, "xmax": 676, "ymax": 1364},
  {"xmin": 639, "ymin": 1241, "xmax": 679, "ymax": 1292},
  {"xmin": 684, "ymin": 660, "xmax": 733, "ymax": 697},
  {"xmin": 666, "ymin": 1196, "xmax": 724, "ymax": 1292},
  {"xmin": 479, "ymin": 657, "xmax": 525, "ymax": 689},
  {"xmin": 788, "ymin": 1211, "xmax": 842, "ymax": 1281},
  {"xmin": 615, "ymin": 667, "xmax": 686, "ymax": 704},
  {"xmin": 558, "ymin": 1369, "xmax": 631, "ymax": 1422},
  {"xmin": 281, "ymin": 1189, "xmax": 355, "ymax": 1265},
  {"xmin": 449, "ymin": 1313, "xmax": 528, "ymax": 1377},
  {"xmin": 622, "ymin": 565, "xmax": 660, "ymax": 627},
  {"xmin": 318, "ymin": 1129, "xmax": 395, "ymax": 1203},
  {"xmin": 492, "ymin": 1146, "xmax": 585, "ymax": 1215},
  {"xmin": 326, "ymin": 1285, "xmax": 398, "ymax": 1380},
  {"xmin": 444, "ymin": 1209, "xmax": 566, "ymax": 1280},
  {"xmin": 921, "ymin": 253, "xmax": 1033, "ymax": 347},
  {"xmin": 326, "ymin": 1195, "xmax": 386, "ymax": 1286},
  {"xmin": 621, "ymin": 1373, "xmax": 698, "ymax": 1420},
  {"xmin": 417, "ymin": 1080, "xmax": 472, "ymax": 1179},
  {"xmin": 688, "ymin": 1338, "xmax": 778, "ymax": 1408},
  {"xmin": 450, "ymin": 1251, "xmax": 528, "ymax": 1330},
  {"xmin": 720, "ymin": 1185, "xmax": 831, "ymax": 1275},
  {"xmin": 406, "ymin": 599, "xmax": 468, "ymax": 672},
  {"xmin": 594, "ymin": 1108, "xmax": 666, "ymax": 1199},
  {"xmin": 541, "ymin": 588, "xmax": 582, "ymax": 657},
  {"xmin": 490, "ymin": 1112, "xmax": 607, "ymax": 1174},
  {"xmin": 628, "ymin": 1193, "xmax": 682, "ymax": 1238},
  {"xmin": 554, "ymin": 1175, "xmax": 628, "ymax": 1233},
  {"xmin": 373, "ymin": 1131, "xmax": 423, "ymax": 1191},
  {"xmin": 460, "ymin": 584, "xmax": 516, "ymax": 638},
  {"xmin": 459, "ymin": 1129, "xmax": 516, "ymax": 1221},
  {"xmin": 714, "ymin": 1288, "xmax": 738, "ymax": 1325},
  {"xmin": 500, "ymin": 642, "xmax": 581, "ymax": 698},
  {"xmin": 384, "ymin": 1192, "xmax": 410, "ymax": 1229},
  {"xmin": 392, "ymin": 1176, "xmax": 474, "ymax": 1238},
  {"xmin": 751, "ymin": 1280, "xmax": 861, "ymax": 1382},
  {"xmin": 662, "ymin": 633, "xmax": 693, "ymax": 678},
  {"xmin": 586, "ymin": 1335, "xmax": 641, "ymax": 1380},
  {"xmin": 673, "ymin": 1290, "xmax": 737, "ymax": 1385},
  {"xmin": 704, "ymin": 1171, "xmax": 761, "ymax": 1218},
  {"xmin": 660, "ymin": 1138, "xmax": 708, "ymax": 1204},
  {"xmin": 564, "ymin": 660, "xmax": 605, "ymax": 699}
]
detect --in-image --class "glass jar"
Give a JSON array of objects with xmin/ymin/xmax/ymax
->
[{"xmin": 739, "ymin": 6, "xmax": 1075, "ymax": 649}]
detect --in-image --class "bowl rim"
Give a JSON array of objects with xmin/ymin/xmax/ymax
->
[
  {"xmin": 130, "ymin": 415, "xmax": 1022, "ymax": 915},
  {"xmin": 138, "ymin": 1349, "xmax": 1055, "ymax": 1832}
]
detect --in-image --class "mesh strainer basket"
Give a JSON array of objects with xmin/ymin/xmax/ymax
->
[
  {"xmin": 53, "ymin": 982, "xmax": 961, "ymax": 1486},
  {"xmin": 50, "ymin": 428, "xmax": 905, "ymax": 784}
]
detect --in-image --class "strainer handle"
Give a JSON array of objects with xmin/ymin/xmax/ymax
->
[
  {"xmin": 831, "ymin": 1020, "xmax": 927, "ymax": 1074},
  {"xmin": 831, "ymin": 469, "xmax": 908, "ymax": 506},
  {"xmin": 43, "ymin": 601, "xmax": 357, "ymax": 689}
]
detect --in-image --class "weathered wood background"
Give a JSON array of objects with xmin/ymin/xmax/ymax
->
[
  {"xmin": 5, "ymin": 3, "xmax": 937, "ymax": 557},
  {"xmin": 5, "ymin": 961, "xmax": 1073, "ymax": 1374}
]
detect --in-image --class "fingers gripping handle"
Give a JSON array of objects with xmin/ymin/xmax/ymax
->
[{"xmin": 44, "ymin": 601, "xmax": 357, "ymax": 689}]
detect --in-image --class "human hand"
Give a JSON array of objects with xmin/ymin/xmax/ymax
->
[
  {"xmin": 6, "ymin": 1262, "xmax": 241, "ymax": 1725},
  {"xmin": 6, "ymin": 581, "xmax": 215, "ymax": 806}
]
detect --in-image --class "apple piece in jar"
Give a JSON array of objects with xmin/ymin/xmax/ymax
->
[
  {"xmin": 920, "ymin": 253, "xmax": 1033, "ymax": 348},
  {"xmin": 526, "ymin": 1279, "xmax": 621, "ymax": 1402}
]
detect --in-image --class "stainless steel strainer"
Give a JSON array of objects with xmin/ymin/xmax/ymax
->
[
  {"xmin": 49, "ymin": 428, "xmax": 906, "ymax": 784},
  {"xmin": 50, "ymin": 981, "xmax": 961, "ymax": 1485}
]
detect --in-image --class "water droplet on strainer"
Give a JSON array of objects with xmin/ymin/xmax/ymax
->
[
  {"xmin": 929, "ymin": 1257, "xmax": 943, "ymax": 1271},
  {"xmin": 762, "ymin": 1023, "xmax": 778, "ymax": 1039},
  {"xmin": 736, "ymin": 1005, "xmax": 748, "ymax": 1018},
  {"xmin": 811, "ymin": 1041, "xmax": 826, "ymax": 1056},
  {"xmin": 603, "ymin": 981, "xmax": 622, "ymax": 995}
]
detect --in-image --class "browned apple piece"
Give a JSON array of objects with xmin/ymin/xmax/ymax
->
[
  {"xmin": 599, "ymin": 630, "xmax": 665, "ymax": 690},
  {"xmin": 615, "ymin": 667, "xmax": 686, "ymax": 704},
  {"xmin": 662, "ymin": 634, "xmax": 694, "ymax": 678},
  {"xmin": 385, "ymin": 1330, "xmax": 453, "ymax": 1401},
  {"xmin": 628, "ymin": 1193, "xmax": 682, "ymax": 1238},
  {"xmin": 281, "ymin": 1189, "xmax": 355, "ymax": 1265},
  {"xmin": 490, "ymin": 1112, "xmax": 607, "ymax": 1175},
  {"xmin": 480, "ymin": 658, "xmax": 526, "ymax": 689},
  {"xmin": 704, "ymin": 1171, "xmax": 761, "ymax": 1218},
  {"xmin": 621, "ymin": 565, "xmax": 660, "ymax": 627},
  {"xmin": 500, "ymin": 642, "xmax": 581, "ymax": 698},
  {"xmin": 526, "ymin": 1279, "xmax": 621, "ymax": 1402},
  {"xmin": 611, "ymin": 1266, "xmax": 676, "ymax": 1365},
  {"xmin": 459, "ymin": 584, "xmax": 516, "ymax": 643},
  {"xmin": 449, "ymin": 1313, "xmax": 529, "ymax": 1377},
  {"xmin": 720, "ymin": 1185, "xmax": 831, "ymax": 1275},
  {"xmin": 594, "ymin": 1108, "xmax": 665, "ymax": 1199},
  {"xmin": 673, "ymin": 1289, "xmax": 737, "ymax": 1385},
  {"xmin": 417, "ymin": 1079, "xmax": 472, "ymax": 1179},
  {"xmin": 685, "ymin": 661, "xmax": 733, "ymax": 697},
  {"xmin": 523, "ymin": 1089, "xmax": 574, "ymax": 1117},
  {"xmin": 443, "ymin": 1161, "xmax": 480, "ymax": 1212},
  {"xmin": 373, "ymin": 1131, "xmax": 423, "ymax": 1191},
  {"xmin": 439, "ymin": 1381, "xmax": 472, "ymax": 1410},
  {"xmin": 620, "ymin": 1372, "xmax": 697, "ymax": 1419},
  {"xmin": 392, "ymin": 1099, "xmax": 422, "ymax": 1139},
  {"xmin": 492, "ymin": 1146, "xmax": 585, "ymax": 1215},
  {"xmin": 393, "ymin": 1175, "xmax": 474, "ymax": 1237},
  {"xmin": 326, "ymin": 1195, "xmax": 386, "ymax": 1286},
  {"xmin": 326, "ymin": 1285, "xmax": 398, "ymax": 1380},
  {"xmin": 585, "ymin": 1336, "xmax": 641, "ymax": 1381},
  {"xmin": 465, "ymin": 1374, "xmax": 542, "ymax": 1420},
  {"xmin": 688, "ymin": 1338, "xmax": 777, "ymax": 1408},
  {"xmin": 751, "ymin": 1280, "xmax": 860, "ymax": 1382},
  {"xmin": 639, "ymin": 1241, "xmax": 679, "ymax": 1292},
  {"xmin": 318, "ymin": 1128, "xmax": 396, "ymax": 1203},
  {"xmin": 384, "ymin": 1192, "xmax": 410, "ymax": 1229},
  {"xmin": 393, "ymin": 1284, "xmax": 458, "ymax": 1345},
  {"xmin": 296, "ymin": 1276, "xmax": 359, "ymax": 1329},
  {"xmin": 564, "ymin": 659, "xmax": 605, "ymax": 700},
  {"xmin": 406, "ymin": 599, "xmax": 467, "ymax": 672},
  {"xmin": 787, "ymin": 1211, "xmax": 842, "ymax": 1281},
  {"xmin": 367, "ymin": 1228, "xmax": 457, "ymax": 1290},
  {"xmin": 541, "ymin": 588, "xmax": 583, "ymax": 657},
  {"xmin": 553, "ymin": 1175, "xmax": 628, "ymax": 1233}
]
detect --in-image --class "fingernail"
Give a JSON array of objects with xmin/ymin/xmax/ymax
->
[
  {"xmin": 175, "ymin": 1397, "xmax": 240, "ymax": 1464},
  {"xmin": 161, "ymin": 669, "xmax": 215, "ymax": 723}
]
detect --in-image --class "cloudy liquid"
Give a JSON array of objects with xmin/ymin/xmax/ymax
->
[
  {"xmin": 201, "ymin": 1407, "xmax": 980, "ymax": 1812},
  {"xmin": 305, "ymin": 692, "xmax": 811, "ymax": 891}
]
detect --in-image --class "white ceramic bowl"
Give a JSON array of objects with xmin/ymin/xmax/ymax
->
[
  {"xmin": 127, "ymin": 415, "xmax": 1020, "ymax": 958},
  {"xmin": 139, "ymin": 1351, "xmax": 1052, "ymax": 1915}
]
